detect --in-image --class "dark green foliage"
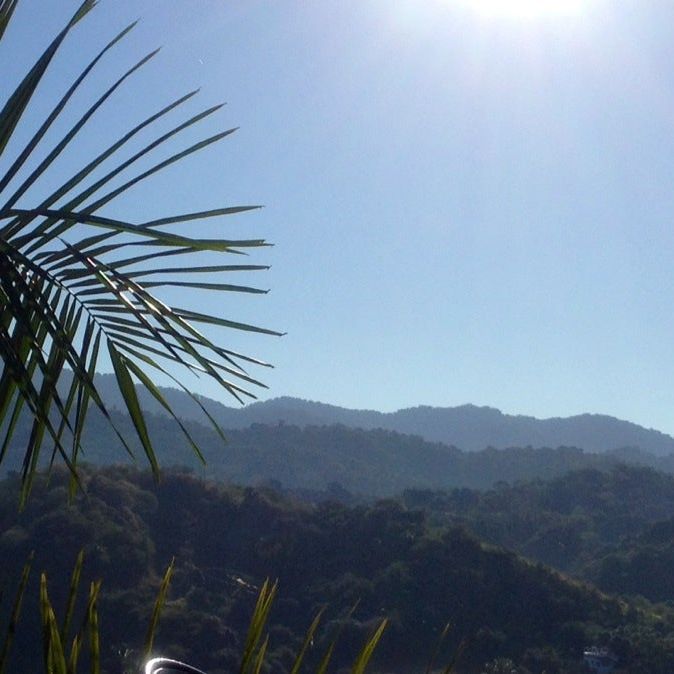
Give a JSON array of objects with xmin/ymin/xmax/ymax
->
[
  {"xmin": 590, "ymin": 518, "xmax": 674, "ymax": 602},
  {"xmin": 1, "ymin": 467, "xmax": 673, "ymax": 673},
  {"xmin": 402, "ymin": 464, "xmax": 674, "ymax": 605},
  {"xmin": 5, "ymin": 409, "xmax": 664, "ymax": 497}
]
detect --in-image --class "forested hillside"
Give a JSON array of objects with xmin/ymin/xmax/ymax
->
[
  {"xmin": 5, "ymin": 405, "xmax": 674, "ymax": 495},
  {"xmin": 2, "ymin": 467, "xmax": 674, "ymax": 674},
  {"xmin": 402, "ymin": 464, "xmax": 674, "ymax": 604}
]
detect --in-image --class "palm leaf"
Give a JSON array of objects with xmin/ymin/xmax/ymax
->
[
  {"xmin": 0, "ymin": 21, "xmax": 137, "ymax": 197},
  {"xmin": 0, "ymin": 2, "xmax": 277, "ymax": 494},
  {"xmin": 0, "ymin": 1, "xmax": 96, "ymax": 157},
  {"xmin": 0, "ymin": 1, "xmax": 19, "ymax": 42}
]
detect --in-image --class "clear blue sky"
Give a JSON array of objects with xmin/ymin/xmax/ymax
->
[{"xmin": 5, "ymin": 1, "xmax": 674, "ymax": 433}]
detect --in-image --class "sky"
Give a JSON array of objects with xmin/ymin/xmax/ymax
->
[{"xmin": 4, "ymin": 1, "xmax": 674, "ymax": 433}]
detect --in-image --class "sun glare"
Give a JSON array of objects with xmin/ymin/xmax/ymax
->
[{"xmin": 464, "ymin": 0, "xmax": 587, "ymax": 19}]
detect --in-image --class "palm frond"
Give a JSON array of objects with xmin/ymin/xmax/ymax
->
[
  {"xmin": 0, "ymin": 2, "xmax": 277, "ymax": 497},
  {"xmin": 0, "ymin": 1, "xmax": 20, "ymax": 42}
]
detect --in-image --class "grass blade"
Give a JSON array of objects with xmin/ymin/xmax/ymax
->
[
  {"xmin": 289, "ymin": 607, "xmax": 326, "ymax": 674},
  {"xmin": 316, "ymin": 602, "xmax": 360, "ymax": 674},
  {"xmin": 61, "ymin": 550, "xmax": 84, "ymax": 644},
  {"xmin": 40, "ymin": 573, "xmax": 68, "ymax": 674},
  {"xmin": 440, "ymin": 637, "xmax": 469, "ymax": 674},
  {"xmin": 87, "ymin": 581, "xmax": 100, "ymax": 674},
  {"xmin": 351, "ymin": 619, "xmax": 387, "ymax": 674},
  {"xmin": 239, "ymin": 579, "xmax": 277, "ymax": 674},
  {"xmin": 424, "ymin": 622, "xmax": 452, "ymax": 674},
  {"xmin": 0, "ymin": 551, "xmax": 33, "ymax": 674},
  {"xmin": 143, "ymin": 558, "xmax": 175, "ymax": 660},
  {"xmin": 252, "ymin": 636, "xmax": 269, "ymax": 674}
]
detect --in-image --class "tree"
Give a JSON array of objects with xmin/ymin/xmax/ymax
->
[{"xmin": 0, "ymin": 1, "xmax": 279, "ymax": 502}]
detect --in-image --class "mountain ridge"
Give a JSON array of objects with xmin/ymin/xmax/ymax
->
[{"xmin": 93, "ymin": 374, "xmax": 674, "ymax": 456}]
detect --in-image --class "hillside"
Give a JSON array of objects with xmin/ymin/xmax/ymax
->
[
  {"xmin": 9, "ymin": 404, "xmax": 674, "ymax": 495},
  {"xmin": 2, "ymin": 467, "xmax": 673, "ymax": 673},
  {"xmin": 92, "ymin": 374, "xmax": 674, "ymax": 455},
  {"xmin": 589, "ymin": 516, "xmax": 674, "ymax": 603},
  {"xmin": 402, "ymin": 464, "xmax": 674, "ymax": 603}
]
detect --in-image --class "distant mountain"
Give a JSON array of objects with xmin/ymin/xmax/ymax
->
[
  {"xmin": 94, "ymin": 374, "xmax": 674, "ymax": 455},
  {"xmin": 5, "ymin": 407, "xmax": 638, "ymax": 495},
  {"xmin": 14, "ymin": 377, "xmax": 674, "ymax": 494}
]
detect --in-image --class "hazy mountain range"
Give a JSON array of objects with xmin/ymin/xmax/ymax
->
[{"xmin": 94, "ymin": 373, "xmax": 674, "ymax": 456}]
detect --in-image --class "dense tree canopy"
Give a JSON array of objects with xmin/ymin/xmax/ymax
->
[{"xmin": 2, "ymin": 466, "xmax": 674, "ymax": 673}]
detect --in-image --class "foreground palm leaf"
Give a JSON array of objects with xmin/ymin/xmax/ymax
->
[{"xmin": 0, "ymin": 1, "xmax": 279, "ymax": 501}]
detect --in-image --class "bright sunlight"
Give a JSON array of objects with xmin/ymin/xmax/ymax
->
[{"xmin": 463, "ymin": 0, "xmax": 588, "ymax": 19}]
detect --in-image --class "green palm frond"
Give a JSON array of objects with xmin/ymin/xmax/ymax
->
[{"xmin": 0, "ymin": 1, "xmax": 278, "ymax": 501}]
